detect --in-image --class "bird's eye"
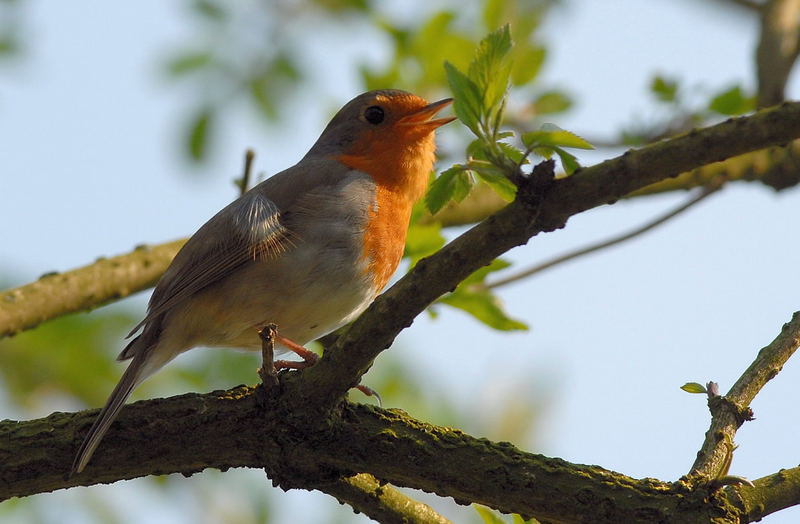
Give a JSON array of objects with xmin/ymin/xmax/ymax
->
[{"xmin": 364, "ymin": 105, "xmax": 385, "ymax": 125}]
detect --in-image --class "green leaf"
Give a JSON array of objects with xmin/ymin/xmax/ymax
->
[
  {"xmin": 650, "ymin": 75, "xmax": 678, "ymax": 102},
  {"xmin": 472, "ymin": 166, "xmax": 518, "ymax": 202},
  {"xmin": 498, "ymin": 142, "xmax": 527, "ymax": 165},
  {"xmin": 510, "ymin": 45, "xmax": 545, "ymax": 86},
  {"xmin": 681, "ymin": 382, "xmax": 707, "ymax": 394},
  {"xmin": 533, "ymin": 90, "xmax": 572, "ymax": 114},
  {"xmin": 412, "ymin": 11, "xmax": 475, "ymax": 87},
  {"xmin": 0, "ymin": 311, "xmax": 138, "ymax": 407},
  {"xmin": 187, "ymin": 108, "xmax": 213, "ymax": 161},
  {"xmin": 467, "ymin": 138, "xmax": 490, "ymax": 160},
  {"xmin": 166, "ymin": 52, "xmax": 213, "ymax": 76},
  {"xmin": 475, "ymin": 505, "xmax": 507, "ymax": 524},
  {"xmin": 468, "ymin": 24, "xmax": 513, "ymax": 111},
  {"xmin": 404, "ymin": 223, "xmax": 445, "ymax": 266},
  {"xmin": 442, "ymin": 287, "xmax": 527, "ymax": 332},
  {"xmin": 554, "ymin": 147, "xmax": 580, "ymax": 175},
  {"xmin": 709, "ymin": 85, "xmax": 755, "ymax": 116},
  {"xmin": 523, "ymin": 125, "xmax": 594, "ymax": 150},
  {"xmin": 445, "ymin": 61, "xmax": 483, "ymax": 135},
  {"xmin": 425, "ymin": 166, "xmax": 475, "ymax": 215},
  {"xmin": 361, "ymin": 65, "xmax": 399, "ymax": 92},
  {"xmin": 417, "ymin": 11, "xmax": 457, "ymax": 51},
  {"xmin": 462, "ymin": 258, "xmax": 511, "ymax": 286},
  {"xmin": 0, "ymin": 36, "xmax": 17, "ymax": 56},
  {"xmin": 250, "ymin": 75, "xmax": 277, "ymax": 120}
]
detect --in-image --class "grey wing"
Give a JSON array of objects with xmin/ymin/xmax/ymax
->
[{"xmin": 120, "ymin": 190, "xmax": 290, "ymax": 358}]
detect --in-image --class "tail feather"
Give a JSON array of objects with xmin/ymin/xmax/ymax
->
[
  {"xmin": 71, "ymin": 357, "xmax": 147, "ymax": 475},
  {"xmin": 117, "ymin": 336, "xmax": 139, "ymax": 361}
]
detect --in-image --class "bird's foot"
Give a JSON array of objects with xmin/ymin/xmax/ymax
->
[
  {"xmin": 271, "ymin": 333, "xmax": 381, "ymax": 406},
  {"xmin": 274, "ymin": 334, "xmax": 319, "ymax": 371},
  {"xmin": 354, "ymin": 384, "xmax": 382, "ymax": 407}
]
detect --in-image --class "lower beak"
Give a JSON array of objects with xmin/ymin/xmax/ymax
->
[{"xmin": 397, "ymin": 98, "xmax": 456, "ymax": 129}]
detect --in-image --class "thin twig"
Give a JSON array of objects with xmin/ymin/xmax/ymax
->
[
  {"xmin": 483, "ymin": 176, "xmax": 726, "ymax": 290},
  {"xmin": 690, "ymin": 311, "xmax": 800, "ymax": 478},
  {"xmin": 257, "ymin": 324, "xmax": 278, "ymax": 387},
  {"xmin": 319, "ymin": 473, "xmax": 454, "ymax": 524},
  {"xmin": 236, "ymin": 148, "xmax": 255, "ymax": 196}
]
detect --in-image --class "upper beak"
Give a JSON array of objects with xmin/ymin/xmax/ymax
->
[{"xmin": 397, "ymin": 98, "xmax": 456, "ymax": 129}]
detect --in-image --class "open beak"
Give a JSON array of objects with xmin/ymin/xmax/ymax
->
[{"xmin": 397, "ymin": 98, "xmax": 456, "ymax": 129}]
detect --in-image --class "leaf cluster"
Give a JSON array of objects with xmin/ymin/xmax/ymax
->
[{"xmin": 429, "ymin": 25, "xmax": 592, "ymax": 216}]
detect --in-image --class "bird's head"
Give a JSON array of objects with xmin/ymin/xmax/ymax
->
[{"xmin": 309, "ymin": 89, "xmax": 455, "ymax": 200}]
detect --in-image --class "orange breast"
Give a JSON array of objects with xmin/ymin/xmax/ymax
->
[
  {"xmin": 337, "ymin": 136, "xmax": 434, "ymax": 292},
  {"xmin": 360, "ymin": 185, "xmax": 413, "ymax": 291}
]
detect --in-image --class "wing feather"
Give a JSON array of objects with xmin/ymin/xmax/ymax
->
[{"xmin": 123, "ymin": 191, "xmax": 289, "ymax": 347}]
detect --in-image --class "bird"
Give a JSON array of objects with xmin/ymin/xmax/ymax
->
[{"xmin": 72, "ymin": 89, "xmax": 455, "ymax": 474}]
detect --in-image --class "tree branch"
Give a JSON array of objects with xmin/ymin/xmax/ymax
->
[
  {"xmin": 729, "ymin": 465, "xmax": 800, "ymax": 521},
  {"xmin": 5, "ymin": 383, "xmax": 800, "ymax": 522},
  {"xmin": 690, "ymin": 311, "xmax": 800, "ymax": 478},
  {"xmin": 629, "ymin": 138, "xmax": 800, "ymax": 196},
  {"xmin": 0, "ymin": 240, "xmax": 185, "ymax": 339},
  {"xmin": 316, "ymin": 474, "xmax": 454, "ymax": 524},
  {"xmin": 235, "ymin": 148, "xmax": 255, "ymax": 196},
  {"xmin": 0, "ymin": 387, "xmax": 734, "ymax": 522}
]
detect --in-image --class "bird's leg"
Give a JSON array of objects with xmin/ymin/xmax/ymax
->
[
  {"xmin": 272, "ymin": 333, "xmax": 382, "ymax": 406},
  {"xmin": 274, "ymin": 335, "xmax": 319, "ymax": 370}
]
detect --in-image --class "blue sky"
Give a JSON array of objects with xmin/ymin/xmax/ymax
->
[{"xmin": 2, "ymin": 1, "xmax": 799, "ymax": 522}]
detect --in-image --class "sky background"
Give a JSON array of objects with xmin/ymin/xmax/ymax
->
[{"xmin": 2, "ymin": 1, "xmax": 800, "ymax": 523}]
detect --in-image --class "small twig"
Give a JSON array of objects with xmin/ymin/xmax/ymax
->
[
  {"xmin": 236, "ymin": 149, "xmax": 256, "ymax": 197},
  {"xmin": 483, "ymin": 176, "xmax": 726, "ymax": 290},
  {"xmin": 318, "ymin": 473, "xmax": 454, "ymax": 524},
  {"xmin": 258, "ymin": 324, "xmax": 279, "ymax": 387},
  {"xmin": 690, "ymin": 311, "xmax": 800, "ymax": 478}
]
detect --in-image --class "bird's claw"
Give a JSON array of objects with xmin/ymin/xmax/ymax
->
[{"xmin": 354, "ymin": 384, "xmax": 383, "ymax": 407}]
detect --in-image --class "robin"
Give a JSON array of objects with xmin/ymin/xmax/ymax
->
[{"xmin": 72, "ymin": 89, "xmax": 455, "ymax": 474}]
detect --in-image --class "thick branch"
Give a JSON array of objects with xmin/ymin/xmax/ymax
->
[
  {"xmin": 9, "ymin": 382, "xmax": 800, "ymax": 521},
  {"xmin": 729, "ymin": 465, "xmax": 800, "ymax": 521},
  {"xmin": 630, "ymin": 139, "xmax": 800, "ymax": 196},
  {"xmin": 691, "ymin": 311, "xmax": 800, "ymax": 477},
  {"xmin": 0, "ymin": 387, "xmax": 731, "ymax": 522}
]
